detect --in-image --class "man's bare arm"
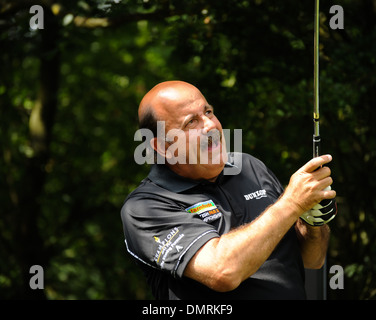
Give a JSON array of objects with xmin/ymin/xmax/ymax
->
[
  {"xmin": 183, "ymin": 155, "xmax": 335, "ymax": 292},
  {"xmin": 295, "ymin": 219, "xmax": 330, "ymax": 269}
]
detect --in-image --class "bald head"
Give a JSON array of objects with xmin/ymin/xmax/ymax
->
[
  {"xmin": 138, "ymin": 81, "xmax": 203, "ymax": 124},
  {"xmin": 137, "ymin": 80, "xmax": 226, "ymax": 180}
]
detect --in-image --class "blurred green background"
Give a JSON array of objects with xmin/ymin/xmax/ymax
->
[{"xmin": 0, "ymin": 0, "xmax": 375, "ymax": 300}]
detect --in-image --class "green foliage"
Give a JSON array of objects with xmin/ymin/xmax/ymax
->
[{"xmin": 0, "ymin": 0, "xmax": 375, "ymax": 299}]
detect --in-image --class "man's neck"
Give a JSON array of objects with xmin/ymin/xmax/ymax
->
[{"xmin": 165, "ymin": 163, "xmax": 223, "ymax": 183}]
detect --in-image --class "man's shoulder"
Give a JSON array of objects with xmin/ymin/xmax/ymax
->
[
  {"xmin": 121, "ymin": 176, "xmax": 181, "ymax": 215},
  {"xmin": 121, "ymin": 178, "xmax": 156, "ymax": 208},
  {"xmin": 228, "ymin": 152, "xmax": 268, "ymax": 173},
  {"xmin": 227, "ymin": 152, "xmax": 280, "ymax": 187}
]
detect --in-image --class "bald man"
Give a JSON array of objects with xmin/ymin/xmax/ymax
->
[
  {"xmin": 121, "ymin": 81, "xmax": 337, "ymax": 299},
  {"xmin": 138, "ymin": 81, "xmax": 227, "ymax": 179}
]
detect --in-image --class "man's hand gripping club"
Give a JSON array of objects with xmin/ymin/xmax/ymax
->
[{"xmin": 281, "ymin": 155, "xmax": 337, "ymax": 226}]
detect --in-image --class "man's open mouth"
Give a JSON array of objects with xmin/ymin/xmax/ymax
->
[{"xmin": 201, "ymin": 130, "xmax": 221, "ymax": 151}]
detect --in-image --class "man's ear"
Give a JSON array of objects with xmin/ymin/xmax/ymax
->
[{"xmin": 150, "ymin": 137, "xmax": 171, "ymax": 160}]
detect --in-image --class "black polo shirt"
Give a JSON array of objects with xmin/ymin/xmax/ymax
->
[{"xmin": 120, "ymin": 152, "xmax": 306, "ymax": 300}]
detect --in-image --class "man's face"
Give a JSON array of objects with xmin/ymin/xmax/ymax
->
[{"xmin": 153, "ymin": 84, "xmax": 228, "ymax": 181}]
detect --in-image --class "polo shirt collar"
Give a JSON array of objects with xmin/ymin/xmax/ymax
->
[
  {"xmin": 148, "ymin": 164, "xmax": 199, "ymax": 193},
  {"xmin": 147, "ymin": 159, "xmax": 236, "ymax": 193}
]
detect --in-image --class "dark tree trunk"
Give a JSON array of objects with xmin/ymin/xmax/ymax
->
[{"xmin": 14, "ymin": 7, "xmax": 60, "ymax": 299}]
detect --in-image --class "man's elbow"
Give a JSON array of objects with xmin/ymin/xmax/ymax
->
[{"xmin": 208, "ymin": 266, "xmax": 245, "ymax": 292}]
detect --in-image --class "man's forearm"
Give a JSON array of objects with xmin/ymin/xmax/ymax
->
[
  {"xmin": 185, "ymin": 197, "xmax": 300, "ymax": 291},
  {"xmin": 295, "ymin": 218, "xmax": 330, "ymax": 269},
  {"xmin": 217, "ymin": 198, "xmax": 300, "ymax": 282}
]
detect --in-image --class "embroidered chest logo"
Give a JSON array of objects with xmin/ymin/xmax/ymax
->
[
  {"xmin": 244, "ymin": 189, "xmax": 267, "ymax": 200},
  {"xmin": 185, "ymin": 200, "xmax": 222, "ymax": 223}
]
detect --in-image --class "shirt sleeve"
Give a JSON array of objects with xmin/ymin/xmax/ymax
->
[{"xmin": 120, "ymin": 191, "xmax": 220, "ymax": 279}]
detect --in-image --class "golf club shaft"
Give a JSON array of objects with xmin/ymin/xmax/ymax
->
[
  {"xmin": 313, "ymin": 0, "xmax": 328, "ymax": 301},
  {"xmin": 313, "ymin": 0, "xmax": 320, "ymax": 158}
]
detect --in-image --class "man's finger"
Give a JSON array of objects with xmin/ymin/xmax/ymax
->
[
  {"xmin": 322, "ymin": 186, "xmax": 336, "ymax": 200},
  {"xmin": 300, "ymin": 154, "xmax": 333, "ymax": 173},
  {"xmin": 317, "ymin": 176, "xmax": 333, "ymax": 191},
  {"xmin": 313, "ymin": 166, "xmax": 331, "ymax": 180}
]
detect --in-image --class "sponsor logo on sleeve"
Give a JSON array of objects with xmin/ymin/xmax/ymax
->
[
  {"xmin": 153, "ymin": 227, "xmax": 185, "ymax": 268},
  {"xmin": 185, "ymin": 200, "xmax": 222, "ymax": 223}
]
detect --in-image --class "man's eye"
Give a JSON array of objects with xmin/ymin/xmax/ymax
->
[{"xmin": 186, "ymin": 119, "xmax": 197, "ymax": 127}]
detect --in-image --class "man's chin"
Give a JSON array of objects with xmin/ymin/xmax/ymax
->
[
  {"xmin": 198, "ymin": 151, "xmax": 227, "ymax": 174},
  {"xmin": 201, "ymin": 162, "xmax": 226, "ymax": 181}
]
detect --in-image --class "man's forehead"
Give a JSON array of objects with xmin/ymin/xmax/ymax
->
[
  {"xmin": 156, "ymin": 88, "xmax": 207, "ymax": 117},
  {"xmin": 138, "ymin": 81, "xmax": 210, "ymax": 130},
  {"xmin": 139, "ymin": 81, "xmax": 196, "ymax": 116}
]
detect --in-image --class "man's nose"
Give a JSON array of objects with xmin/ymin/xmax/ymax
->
[{"xmin": 201, "ymin": 116, "xmax": 216, "ymax": 134}]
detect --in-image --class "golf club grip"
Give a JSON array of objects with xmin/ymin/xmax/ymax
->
[{"xmin": 313, "ymin": 134, "xmax": 321, "ymax": 158}]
